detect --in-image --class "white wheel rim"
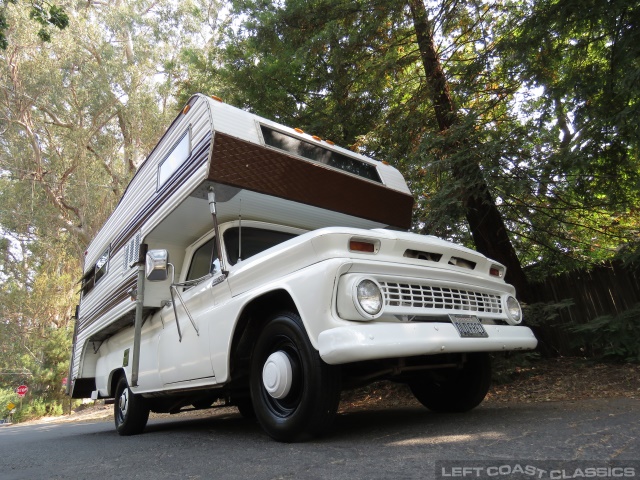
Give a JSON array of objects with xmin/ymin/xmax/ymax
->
[
  {"xmin": 119, "ymin": 388, "xmax": 129, "ymax": 417},
  {"xmin": 262, "ymin": 351, "xmax": 293, "ymax": 399}
]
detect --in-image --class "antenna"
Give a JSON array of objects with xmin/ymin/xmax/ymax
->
[{"xmin": 238, "ymin": 198, "xmax": 242, "ymax": 262}]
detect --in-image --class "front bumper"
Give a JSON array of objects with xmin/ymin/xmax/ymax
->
[{"xmin": 318, "ymin": 322, "xmax": 537, "ymax": 365}]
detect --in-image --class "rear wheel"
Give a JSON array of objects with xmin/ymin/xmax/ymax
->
[
  {"xmin": 408, "ymin": 353, "xmax": 491, "ymax": 413},
  {"xmin": 114, "ymin": 376, "xmax": 150, "ymax": 435},
  {"xmin": 250, "ymin": 311, "xmax": 341, "ymax": 442}
]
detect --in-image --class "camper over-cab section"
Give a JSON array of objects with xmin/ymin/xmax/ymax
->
[{"xmin": 69, "ymin": 94, "xmax": 537, "ymax": 442}]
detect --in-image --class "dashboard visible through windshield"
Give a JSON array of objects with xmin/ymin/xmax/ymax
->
[{"xmin": 223, "ymin": 227, "xmax": 298, "ymax": 266}]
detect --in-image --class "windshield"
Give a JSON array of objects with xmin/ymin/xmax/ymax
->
[{"xmin": 223, "ymin": 227, "xmax": 298, "ymax": 266}]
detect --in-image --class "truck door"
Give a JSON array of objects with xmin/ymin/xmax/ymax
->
[{"xmin": 157, "ymin": 236, "xmax": 224, "ymax": 386}]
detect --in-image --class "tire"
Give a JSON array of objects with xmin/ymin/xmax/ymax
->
[
  {"xmin": 114, "ymin": 376, "xmax": 150, "ymax": 436},
  {"xmin": 234, "ymin": 396, "xmax": 256, "ymax": 420},
  {"xmin": 408, "ymin": 352, "xmax": 491, "ymax": 413},
  {"xmin": 250, "ymin": 311, "xmax": 341, "ymax": 442}
]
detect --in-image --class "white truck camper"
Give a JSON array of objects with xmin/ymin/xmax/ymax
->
[{"xmin": 68, "ymin": 94, "xmax": 537, "ymax": 442}]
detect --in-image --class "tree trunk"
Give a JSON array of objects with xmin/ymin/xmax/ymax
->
[{"xmin": 407, "ymin": 0, "xmax": 531, "ymax": 300}]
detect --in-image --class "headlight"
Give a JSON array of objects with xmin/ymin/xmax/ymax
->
[
  {"xmin": 356, "ymin": 279, "xmax": 383, "ymax": 316},
  {"xmin": 336, "ymin": 275, "xmax": 385, "ymax": 320},
  {"xmin": 505, "ymin": 295, "xmax": 522, "ymax": 325}
]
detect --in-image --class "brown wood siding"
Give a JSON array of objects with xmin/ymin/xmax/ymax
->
[{"xmin": 208, "ymin": 132, "xmax": 415, "ymax": 230}]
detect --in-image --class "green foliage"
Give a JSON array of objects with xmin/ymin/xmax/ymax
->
[
  {"xmin": 192, "ymin": 0, "xmax": 410, "ymax": 148},
  {"xmin": 615, "ymin": 241, "xmax": 640, "ymax": 268},
  {"xmin": 186, "ymin": 0, "xmax": 640, "ymax": 278},
  {"xmin": 522, "ymin": 299, "xmax": 575, "ymax": 328},
  {"xmin": 13, "ymin": 396, "xmax": 64, "ymax": 422},
  {"xmin": 569, "ymin": 304, "xmax": 640, "ymax": 363},
  {"xmin": 0, "ymin": 9, "xmax": 8, "ymax": 49},
  {"xmin": 1, "ymin": 0, "xmax": 217, "ymax": 420},
  {"xmin": 1, "ymin": 0, "xmax": 69, "ymax": 49},
  {"xmin": 0, "ymin": 387, "xmax": 18, "ymax": 417},
  {"xmin": 494, "ymin": 0, "xmax": 640, "ymax": 274}
]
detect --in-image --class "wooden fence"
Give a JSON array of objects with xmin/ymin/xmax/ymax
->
[{"xmin": 526, "ymin": 261, "xmax": 640, "ymax": 357}]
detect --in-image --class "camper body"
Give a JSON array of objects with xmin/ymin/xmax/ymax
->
[{"xmin": 69, "ymin": 94, "xmax": 537, "ymax": 441}]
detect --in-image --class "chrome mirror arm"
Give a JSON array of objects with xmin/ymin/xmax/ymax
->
[{"xmin": 166, "ymin": 263, "xmax": 200, "ymax": 342}]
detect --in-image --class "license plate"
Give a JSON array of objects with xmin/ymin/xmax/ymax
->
[{"xmin": 449, "ymin": 315, "xmax": 488, "ymax": 338}]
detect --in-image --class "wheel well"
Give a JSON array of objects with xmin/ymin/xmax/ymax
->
[
  {"xmin": 109, "ymin": 368, "xmax": 126, "ymax": 398},
  {"xmin": 229, "ymin": 290, "xmax": 298, "ymax": 386}
]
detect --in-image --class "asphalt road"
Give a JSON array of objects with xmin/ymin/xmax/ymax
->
[{"xmin": 0, "ymin": 398, "xmax": 638, "ymax": 480}]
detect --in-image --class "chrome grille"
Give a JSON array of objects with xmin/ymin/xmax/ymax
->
[{"xmin": 380, "ymin": 282, "xmax": 502, "ymax": 314}]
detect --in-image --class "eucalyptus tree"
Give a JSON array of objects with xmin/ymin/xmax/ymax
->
[
  {"xmin": 0, "ymin": 0, "xmax": 221, "ymax": 416},
  {"xmin": 0, "ymin": 0, "xmax": 69, "ymax": 50}
]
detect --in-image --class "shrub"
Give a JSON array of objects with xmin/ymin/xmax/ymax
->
[{"xmin": 569, "ymin": 303, "xmax": 640, "ymax": 363}]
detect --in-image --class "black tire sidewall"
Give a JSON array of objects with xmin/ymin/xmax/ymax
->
[
  {"xmin": 114, "ymin": 376, "xmax": 149, "ymax": 436},
  {"xmin": 250, "ymin": 312, "xmax": 339, "ymax": 442},
  {"xmin": 409, "ymin": 352, "xmax": 491, "ymax": 413}
]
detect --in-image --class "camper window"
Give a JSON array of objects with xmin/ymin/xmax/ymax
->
[
  {"xmin": 81, "ymin": 247, "xmax": 109, "ymax": 297},
  {"xmin": 158, "ymin": 130, "xmax": 191, "ymax": 188},
  {"xmin": 94, "ymin": 248, "xmax": 109, "ymax": 284},
  {"xmin": 260, "ymin": 125, "xmax": 382, "ymax": 183}
]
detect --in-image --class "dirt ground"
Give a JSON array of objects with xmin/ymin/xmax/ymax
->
[
  {"xmin": 339, "ymin": 357, "xmax": 640, "ymax": 411},
  {"xmin": 14, "ymin": 357, "xmax": 640, "ymax": 426}
]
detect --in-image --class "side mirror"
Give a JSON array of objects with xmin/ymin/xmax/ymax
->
[{"xmin": 145, "ymin": 250, "xmax": 169, "ymax": 281}]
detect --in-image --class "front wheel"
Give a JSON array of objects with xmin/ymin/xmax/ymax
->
[
  {"xmin": 408, "ymin": 352, "xmax": 491, "ymax": 413},
  {"xmin": 233, "ymin": 395, "xmax": 256, "ymax": 419},
  {"xmin": 114, "ymin": 376, "xmax": 150, "ymax": 436},
  {"xmin": 250, "ymin": 311, "xmax": 341, "ymax": 442}
]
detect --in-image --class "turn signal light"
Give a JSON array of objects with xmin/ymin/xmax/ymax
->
[
  {"xmin": 350, "ymin": 240, "xmax": 375, "ymax": 253},
  {"xmin": 490, "ymin": 265, "xmax": 505, "ymax": 277}
]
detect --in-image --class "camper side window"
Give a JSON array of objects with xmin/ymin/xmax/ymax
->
[
  {"xmin": 158, "ymin": 130, "xmax": 191, "ymax": 188},
  {"xmin": 81, "ymin": 247, "xmax": 109, "ymax": 297}
]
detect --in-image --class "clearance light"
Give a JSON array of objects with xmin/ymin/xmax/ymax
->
[
  {"xmin": 294, "ymin": 128, "xmax": 304, "ymax": 134},
  {"xmin": 349, "ymin": 240, "xmax": 376, "ymax": 253},
  {"xmin": 312, "ymin": 135, "xmax": 322, "ymax": 141},
  {"xmin": 325, "ymin": 139, "xmax": 335, "ymax": 145},
  {"xmin": 182, "ymin": 105, "xmax": 191, "ymax": 115},
  {"xmin": 211, "ymin": 95, "xmax": 223, "ymax": 103}
]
